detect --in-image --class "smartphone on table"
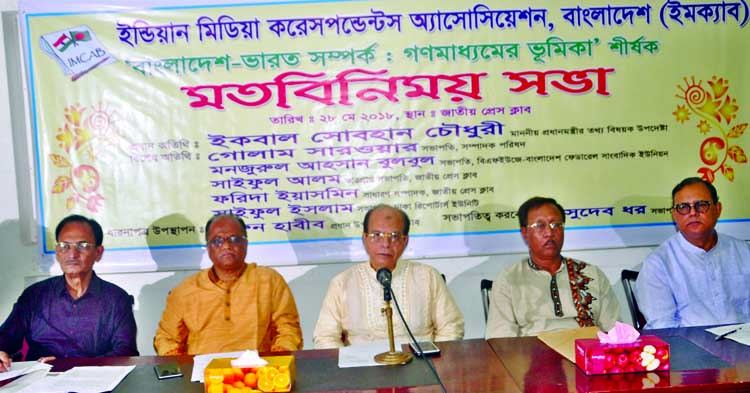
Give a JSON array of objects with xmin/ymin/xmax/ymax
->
[
  {"xmin": 410, "ymin": 341, "xmax": 441, "ymax": 356},
  {"xmin": 154, "ymin": 362, "xmax": 183, "ymax": 380}
]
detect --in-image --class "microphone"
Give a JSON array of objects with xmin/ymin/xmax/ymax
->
[
  {"xmin": 376, "ymin": 268, "xmax": 392, "ymax": 301},
  {"xmin": 376, "ymin": 267, "xmax": 392, "ymax": 288}
]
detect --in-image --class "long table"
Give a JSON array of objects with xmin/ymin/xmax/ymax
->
[
  {"xmin": 29, "ymin": 339, "xmax": 518, "ymax": 393},
  {"xmin": 488, "ymin": 326, "xmax": 750, "ymax": 392},
  {"xmin": 4, "ymin": 327, "xmax": 748, "ymax": 392}
]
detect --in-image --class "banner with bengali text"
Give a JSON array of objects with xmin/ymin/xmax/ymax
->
[{"xmin": 19, "ymin": 0, "xmax": 750, "ymax": 271}]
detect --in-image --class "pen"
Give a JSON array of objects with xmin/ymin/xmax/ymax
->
[{"xmin": 715, "ymin": 327, "xmax": 742, "ymax": 341}]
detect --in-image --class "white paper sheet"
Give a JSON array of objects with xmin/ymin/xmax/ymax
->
[
  {"xmin": 0, "ymin": 362, "xmax": 51, "ymax": 382},
  {"xmin": 7, "ymin": 366, "xmax": 134, "ymax": 393},
  {"xmin": 0, "ymin": 369, "xmax": 50, "ymax": 393},
  {"xmin": 706, "ymin": 323, "xmax": 750, "ymax": 345},
  {"xmin": 191, "ymin": 351, "xmax": 245, "ymax": 382},
  {"xmin": 338, "ymin": 342, "xmax": 390, "ymax": 368}
]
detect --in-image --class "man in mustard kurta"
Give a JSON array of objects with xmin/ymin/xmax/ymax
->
[{"xmin": 154, "ymin": 214, "xmax": 303, "ymax": 355}]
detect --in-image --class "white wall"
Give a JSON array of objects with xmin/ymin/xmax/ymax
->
[
  {"xmin": 0, "ymin": 0, "xmax": 659, "ymax": 356},
  {"xmin": 0, "ymin": 1, "xmax": 38, "ymax": 331}
]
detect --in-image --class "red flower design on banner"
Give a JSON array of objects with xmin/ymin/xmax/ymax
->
[
  {"xmin": 50, "ymin": 103, "xmax": 121, "ymax": 212},
  {"xmin": 675, "ymin": 76, "xmax": 748, "ymax": 183}
]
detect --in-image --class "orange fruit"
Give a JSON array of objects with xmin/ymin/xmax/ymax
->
[
  {"xmin": 263, "ymin": 366, "xmax": 278, "ymax": 380},
  {"xmin": 257, "ymin": 376, "xmax": 275, "ymax": 392},
  {"xmin": 232, "ymin": 368, "xmax": 245, "ymax": 380},
  {"xmin": 273, "ymin": 373, "xmax": 290, "ymax": 390},
  {"xmin": 222, "ymin": 368, "xmax": 235, "ymax": 384},
  {"xmin": 243, "ymin": 372, "xmax": 258, "ymax": 388},
  {"xmin": 233, "ymin": 381, "xmax": 246, "ymax": 388},
  {"xmin": 207, "ymin": 384, "xmax": 223, "ymax": 393}
]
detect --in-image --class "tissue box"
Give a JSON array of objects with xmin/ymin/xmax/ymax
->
[
  {"xmin": 575, "ymin": 336, "xmax": 669, "ymax": 375},
  {"xmin": 204, "ymin": 355, "xmax": 295, "ymax": 393}
]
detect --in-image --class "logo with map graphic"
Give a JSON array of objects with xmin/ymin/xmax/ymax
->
[{"xmin": 40, "ymin": 25, "xmax": 116, "ymax": 81}]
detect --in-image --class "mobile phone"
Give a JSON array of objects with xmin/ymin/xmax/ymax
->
[
  {"xmin": 154, "ymin": 362, "xmax": 183, "ymax": 380},
  {"xmin": 410, "ymin": 341, "xmax": 441, "ymax": 356}
]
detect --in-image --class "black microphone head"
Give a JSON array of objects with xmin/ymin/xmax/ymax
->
[{"xmin": 376, "ymin": 267, "xmax": 392, "ymax": 287}]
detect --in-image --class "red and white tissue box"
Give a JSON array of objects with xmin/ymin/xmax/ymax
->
[{"xmin": 575, "ymin": 335, "xmax": 670, "ymax": 375}]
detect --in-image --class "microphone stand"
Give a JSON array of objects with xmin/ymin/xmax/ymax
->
[
  {"xmin": 382, "ymin": 274, "xmax": 448, "ymax": 393},
  {"xmin": 374, "ymin": 284, "xmax": 413, "ymax": 365}
]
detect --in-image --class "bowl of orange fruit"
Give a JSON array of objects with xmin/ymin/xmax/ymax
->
[{"xmin": 204, "ymin": 356, "xmax": 294, "ymax": 393}]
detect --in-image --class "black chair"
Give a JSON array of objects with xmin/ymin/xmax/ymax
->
[
  {"xmin": 480, "ymin": 279, "xmax": 493, "ymax": 322},
  {"xmin": 621, "ymin": 269, "xmax": 647, "ymax": 330}
]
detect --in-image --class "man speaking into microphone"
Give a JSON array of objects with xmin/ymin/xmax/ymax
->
[{"xmin": 313, "ymin": 204, "xmax": 464, "ymax": 349}]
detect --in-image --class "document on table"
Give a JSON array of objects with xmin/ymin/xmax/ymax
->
[
  {"xmin": 191, "ymin": 351, "xmax": 245, "ymax": 382},
  {"xmin": 338, "ymin": 341, "xmax": 390, "ymax": 368},
  {"xmin": 42, "ymin": 366, "xmax": 135, "ymax": 393},
  {"xmin": 537, "ymin": 326, "xmax": 600, "ymax": 363},
  {"xmin": 0, "ymin": 369, "xmax": 50, "ymax": 393},
  {"xmin": 2, "ymin": 366, "xmax": 135, "ymax": 393},
  {"xmin": 706, "ymin": 323, "xmax": 750, "ymax": 345},
  {"xmin": 0, "ymin": 361, "xmax": 51, "ymax": 382}
]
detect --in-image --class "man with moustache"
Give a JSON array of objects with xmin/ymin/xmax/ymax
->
[
  {"xmin": 636, "ymin": 177, "xmax": 750, "ymax": 328},
  {"xmin": 0, "ymin": 215, "xmax": 138, "ymax": 372},
  {"xmin": 154, "ymin": 214, "xmax": 303, "ymax": 355},
  {"xmin": 313, "ymin": 204, "xmax": 464, "ymax": 348},
  {"xmin": 485, "ymin": 197, "xmax": 619, "ymax": 338}
]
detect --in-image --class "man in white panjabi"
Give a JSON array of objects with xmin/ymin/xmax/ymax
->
[
  {"xmin": 313, "ymin": 204, "xmax": 464, "ymax": 348},
  {"xmin": 485, "ymin": 196, "xmax": 620, "ymax": 338}
]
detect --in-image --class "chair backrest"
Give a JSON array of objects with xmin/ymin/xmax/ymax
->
[
  {"xmin": 621, "ymin": 269, "xmax": 647, "ymax": 330},
  {"xmin": 19, "ymin": 338, "xmax": 28, "ymax": 361},
  {"xmin": 480, "ymin": 279, "xmax": 493, "ymax": 323}
]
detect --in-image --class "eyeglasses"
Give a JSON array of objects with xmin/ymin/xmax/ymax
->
[
  {"xmin": 55, "ymin": 241, "xmax": 95, "ymax": 252},
  {"xmin": 673, "ymin": 200, "xmax": 712, "ymax": 215},
  {"xmin": 527, "ymin": 221, "xmax": 565, "ymax": 232},
  {"xmin": 208, "ymin": 235, "xmax": 247, "ymax": 248},
  {"xmin": 365, "ymin": 232, "xmax": 406, "ymax": 243}
]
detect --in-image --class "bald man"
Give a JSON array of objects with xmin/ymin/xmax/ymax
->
[{"xmin": 313, "ymin": 204, "xmax": 464, "ymax": 348}]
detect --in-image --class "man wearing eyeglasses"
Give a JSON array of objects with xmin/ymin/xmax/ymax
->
[
  {"xmin": 0, "ymin": 214, "xmax": 138, "ymax": 372},
  {"xmin": 636, "ymin": 177, "xmax": 750, "ymax": 329},
  {"xmin": 313, "ymin": 204, "xmax": 464, "ymax": 348},
  {"xmin": 154, "ymin": 214, "xmax": 302, "ymax": 355},
  {"xmin": 485, "ymin": 197, "xmax": 619, "ymax": 338}
]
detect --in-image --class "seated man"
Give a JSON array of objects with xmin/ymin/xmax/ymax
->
[
  {"xmin": 636, "ymin": 177, "xmax": 750, "ymax": 328},
  {"xmin": 313, "ymin": 204, "xmax": 464, "ymax": 348},
  {"xmin": 154, "ymin": 214, "xmax": 303, "ymax": 355},
  {"xmin": 0, "ymin": 215, "xmax": 138, "ymax": 371},
  {"xmin": 485, "ymin": 197, "xmax": 619, "ymax": 338}
]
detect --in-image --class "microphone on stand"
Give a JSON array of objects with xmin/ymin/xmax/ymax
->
[{"xmin": 374, "ymin": 267, "xmax": 412, "ymax": 365}]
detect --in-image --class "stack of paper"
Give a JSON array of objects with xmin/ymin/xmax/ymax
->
[
  {"xmin": 0, "ymin": 361, "xmax": 51, "ymax": 383},
  {"xmin": 338, "ymin": 341, "xmax": 390, "ymax": 368}
]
